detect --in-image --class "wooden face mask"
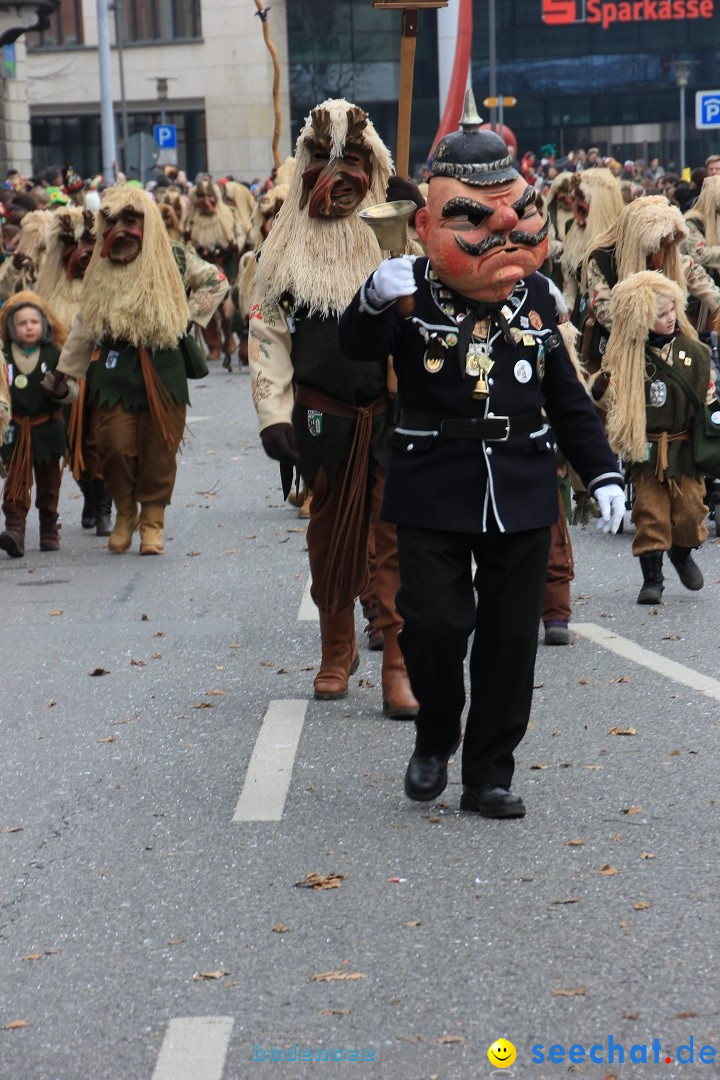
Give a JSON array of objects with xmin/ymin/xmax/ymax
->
[{"xmin": 299, "ymin": 105, "xmax": 373, "ymax": 220}]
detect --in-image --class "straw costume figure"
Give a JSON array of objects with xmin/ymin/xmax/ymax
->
[
  {"xmin": 584, "ymin": 196, "xmax": 720, "ymax": 376},
  {"xmin": 0, "ymin": 291, "xmax": 67, "ymax": 557},
  {"xmin": 186, "ymin": 177, "xmax": 243, "ymax": 366},
  {"xmin": 33, "ymin": 207, "xmax": 112, "ymax": 535},
  {"xmin": 249, "ymin": 98, "xmax": 417, "ymax": 718},
  {"xmin": 43, "ymin": 186, "xmax": 199, "ymax": 556},
  {"xmin": 595, "ymin": 271, "xmax": 712, "ymax": 604}
]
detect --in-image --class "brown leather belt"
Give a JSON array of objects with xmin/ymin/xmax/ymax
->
[
  {"xmin": 295, "ymin": 384, "xmax": 388, "ymax": 420},
  {"xmin": 647, "ymin": 430, "xmax": 689, "ymax": 481}
]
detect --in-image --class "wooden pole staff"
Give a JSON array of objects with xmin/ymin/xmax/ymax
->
[
  {"xmin": 371, "ymin": 1, "xmax": 448, "ymax": 179},
  {"xmin": 253, "ymin": 0, "xmax": 281, "ymax": 170}
]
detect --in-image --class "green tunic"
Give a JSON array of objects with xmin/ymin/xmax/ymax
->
[
  {"xmin": 89, "ymin": 339, "xmax": 190, "ymax": 412},
  {"xmin": 282, "ymin": 298, "xmax": 391, "ymax": 489},
  {"xmin": 1, "ymin": 343, "xmax": 66, "ymax": 465},
  {"xmin": 632, "ymin": 332, "xmax": 711, "ymax": 481}
]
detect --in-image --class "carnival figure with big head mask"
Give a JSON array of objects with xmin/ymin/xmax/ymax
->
[
  {"xmin": 340, "ymin": 91, "xmax": 625, "ymax": 818},
  {"xmin": 249, "ymin": 98, "xmax": 418, "ymax": 719}
]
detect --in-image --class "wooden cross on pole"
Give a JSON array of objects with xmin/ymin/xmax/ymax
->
[{"xmin": 370, "ymin": 1, "xmax": 448, "ymax": 179}]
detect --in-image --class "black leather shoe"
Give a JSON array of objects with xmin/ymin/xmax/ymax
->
[
  {"xmin": 460, "ymin": 784, "xmax": 526, "ymax": 818},
  {"xmin": 404, "ymin": 737, "xmax": 460, "ymax": 802}
]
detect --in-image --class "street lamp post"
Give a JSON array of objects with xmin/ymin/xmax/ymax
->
[
  {"xmin": 96, "ymin": 0, "xmax": 117, "ymax": 184},
  {"xmin": 109, "ymin": 0, "xmax": 129, "ymax": 173},
  {"xmin": 675, "ymin": 60, "xmax": 690, "ymax": 175}
]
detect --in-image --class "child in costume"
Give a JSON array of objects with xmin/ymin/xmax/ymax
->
[
  {"xmin": 0, "ymin": 291, "xmax": 67, "ymax": 557},
  {"xmin": 595, "ymin": 271, "xmax": 712, "ymax": 604}
]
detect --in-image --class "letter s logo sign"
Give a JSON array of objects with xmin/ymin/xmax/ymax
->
[{"xmin": 542, "ymin": 0, "xmax": 577, "ymax": 22}]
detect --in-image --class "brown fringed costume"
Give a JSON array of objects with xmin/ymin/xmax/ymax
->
[
  {"xmin": 0, "ymin": 291, "xmax": 67, "ymax": 558},
  {"xmin": 186, "ymin": 177, "xmax": 243, "ymax": 365},
  {"xmin": 249, "ymin": 98, "xmax": 417, "ymax": 717},
  {"xmin": 46, "ymin": 186, "xmax": 194, "ymax": 556}
]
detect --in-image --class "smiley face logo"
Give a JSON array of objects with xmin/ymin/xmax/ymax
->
[{"xmin": 487, "ymin": 1039, "xmax": 517, "ymax": 1068}]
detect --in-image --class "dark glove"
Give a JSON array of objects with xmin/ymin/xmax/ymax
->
[
  {"xmin": 591, "ymin": 370, "xmax": 611, "ymax": 401},
  {"xmin": 386, "ymin": 175, "xmax": 426, "ymax": 218},
  {"xmin": 41, "ymin": 370, "xmax": 70, "ymax": 400},
  {"xmin": 260, "ymin": 422, "xmax": 299, "ymax": 465}
]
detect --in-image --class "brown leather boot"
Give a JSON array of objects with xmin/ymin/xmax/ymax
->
[
  {"xmin": 314, "ymin": 606, "xmax": 360, "ymax": 700},
  {"xmin": 108, "ymin": 494, "xmax": 139, "ymax": 553},
  {"xmin": 382, "ymin": 627, "xmax": 419, "ymax": 719},
  {"xmin": 39, "ymin": 510, "xmax": 60, "ymax": 551},
  {"xmin": 0, "ymin": 506, "xmax": 26, "ymax": 558},
  {"xmin": 139, "ymin": 502, "xmax": 165, "ymax": 555}
]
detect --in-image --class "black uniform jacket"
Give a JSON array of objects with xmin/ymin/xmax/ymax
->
[{"xmin": 339, "ymin": 258, "xmax": 622, "ymax": 534}]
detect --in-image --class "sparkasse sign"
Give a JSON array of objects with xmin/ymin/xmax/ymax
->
[{"xmin": 542, "ymin": 0, "xmax": 715, "ymax": 28}]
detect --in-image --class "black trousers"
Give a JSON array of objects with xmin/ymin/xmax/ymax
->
[{"xmin": 396, "ymin": 524, "xmax": 551, "ymax": 788}]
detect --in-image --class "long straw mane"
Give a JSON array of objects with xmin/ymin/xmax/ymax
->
[
  {"xmin": 253, "ymin": 98, "xmax": 393, "ymax": 318},
  {"xmin": 562, "ymin": 168, "xmax": 624, "ymax": 278},
  {"xmin": 188, "ymin": 179, "xmax": 237, "ymax": 249},
  {"xmin": 34, "ymin": 208, "xmax": 95, "ymax": 332},
  {"xmin": 79, "ymin": 186, "xmax": 189, "ymax": 348},
  {"xmin": 604, "ymin": 271, "xmax": 695, "ymax": 461},
  {"xmin": 685, "ymin": 174, "xmax": 720, "ymax": 247},
  {"xmin": 583, "ymin": 196, "xmax": 687, "ymax": 294}
]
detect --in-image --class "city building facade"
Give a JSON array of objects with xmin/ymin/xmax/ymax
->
[{"xmin": 0, "ymin": 0, "xmax": 718, "ymax": 181}]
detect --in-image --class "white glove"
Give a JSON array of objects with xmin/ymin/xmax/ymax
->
[
  {"xmin": 595, "ymin": 483, "xmax": 625, "ymax": 534},
  {"xmin": 369, "ymin": 255, "xmax": 417, "ymax": 304}
]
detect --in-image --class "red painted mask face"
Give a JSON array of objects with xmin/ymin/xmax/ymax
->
[
  {"xmin": 196, "ymin": 193, "xmax": 217, "ymax": 215},
  {"xmin": 99, "ymin": 207, "xmax": 144, "ymax": 264},
  {"xmin": 415, "ymin": 176, "xmax": 549, "ymax": 302},
  {"xmin": 62, "ymin": 222, "xmax": 95, "ymax": 281}
]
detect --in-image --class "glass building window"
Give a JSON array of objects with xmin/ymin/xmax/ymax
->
[
  {"xmin": 119, "ymin": 0, "xmax": 202, "ymax": 43},
  {"xmin": 27, "ymin": 0, "xmax": 83, "ymax": 48}
]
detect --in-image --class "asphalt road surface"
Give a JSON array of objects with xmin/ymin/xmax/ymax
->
[{"xmin": 1, "ymin": 363, "xmax": 718, "ymax": 1080}]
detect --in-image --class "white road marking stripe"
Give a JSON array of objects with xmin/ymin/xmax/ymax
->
[
  {"xmin": 298, "ymin": 575, "xmax": 318, "ymax": 621},
  {"xmin": 232, "ymin": 700, "xmax": 308, "ymax": 822},
  {"xmin": 573, "ymin": 622, "xmax": 720, "ymax": 702},
  {"xmin": 186, "ymin": 415, "xmax": 212, "ymax": 422},
  {"xmin": 151, "ymin": 1017, "xmax": 234, "ymax": 1080}
]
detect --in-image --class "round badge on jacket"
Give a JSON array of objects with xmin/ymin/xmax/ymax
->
[{"xmin": 513, "ymin": 359, "xmax": 532, "ymax": 384}]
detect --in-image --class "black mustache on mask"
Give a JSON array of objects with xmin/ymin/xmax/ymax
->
[
  {"xmin": 455, "ymin": 232, "xmax": 506, "ymax": 257},
  {"xmin": 508, "ymin": 220, "xmax": 549, "ymax": 247}
]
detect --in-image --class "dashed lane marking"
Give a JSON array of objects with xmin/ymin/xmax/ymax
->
[
  {"xmin": 232, "ymin": 699, "xmax": 308, "ymax": 822},
  {"xmin": 573, "ymin": 622, "xmax": 720, "ymax": 703},
  {"xmin": 151, "ymin": 1017, "xmax": 234, "ymax": 1080}
]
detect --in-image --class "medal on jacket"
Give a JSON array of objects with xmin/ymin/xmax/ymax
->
[
  {"xmin": 105, "ymin": 350, "xmax": 119, "ymax": 370},
  {"xmin": 649, "ymin": 379, "xmax": 667, "ymax": 407},
  {"xmin": 14, "ymin": 374, "xmax": 28, "ymax": 389}
]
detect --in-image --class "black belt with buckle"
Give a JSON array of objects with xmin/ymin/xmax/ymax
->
[{"xmin": 398, "ymin": 410, "xmax": 545, "ymax": 441}]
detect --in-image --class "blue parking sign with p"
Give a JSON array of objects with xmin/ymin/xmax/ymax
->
[
  {"xmin": 153, "ymin": 124, "xmax": 177, "ymax": 148},
  {"xmin": 696, "ymin": 91, "xmax": 720, "ymax": 130}
]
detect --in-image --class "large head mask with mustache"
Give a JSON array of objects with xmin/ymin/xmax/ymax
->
[
  {"xmin": 299, "ymin": 104, "xmax": 373, "ymax": 220},
  {"xmin": 416, "ymin": 95, "xmax": 548, "ymax": 302}
]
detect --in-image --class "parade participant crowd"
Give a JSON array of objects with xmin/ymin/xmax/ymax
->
[{"xmin": 3, "ymin": 124, "xmax": 720, "ymax": 817}]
